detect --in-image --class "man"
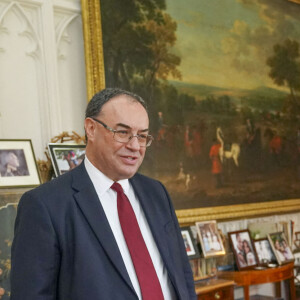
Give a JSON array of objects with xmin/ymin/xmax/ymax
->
[{"xmin": 11, "ymin": 88, "xmax": 196, "ymax": 300}]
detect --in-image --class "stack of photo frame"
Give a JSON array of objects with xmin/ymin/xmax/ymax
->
[
  {"xmin": 0, "ymin": 140, "xmax": 87, "ymax": 189},
  {"xmin": 180, "ymin": 220, "xmax": 226, "ymax": 279},
  {"xmin": 228, "ymin": 229, "xmax": 294, "ymax": 270}
]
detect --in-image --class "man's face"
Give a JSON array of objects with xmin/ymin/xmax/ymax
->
[{"xmin": 85, "ymin": 96, "xmax": 149, "ymax": 181}]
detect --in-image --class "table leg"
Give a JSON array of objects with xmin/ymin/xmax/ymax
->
[
  {"xmin": 289, "ymin": 277, "xmax": 296, "ymax": 300},
  {"xmin": 243, "ymin": 285, "xmax": 249, "ymax": 300},
  {"xmin": 275, "ymin": 281, "xmax": 281, "ymax": 297}
]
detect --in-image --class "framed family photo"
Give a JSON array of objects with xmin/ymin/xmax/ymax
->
[
  {"xmin": 228, "ymin": 229, "xmax": 258, "ymax": 270},
  {"xmin": 0, "ymin": 139, "xmax": 41, "ymax": 188},
  {"xmin": 268, "ymin": 232, "xmax": 294, "ymax": 265},
  {"xmin": 253, "ymin": 238, "xmax": 276, "ymax": 266},
  {"xmin": 180, "ymin": 226, "xmax": 200, "ymax": 259},
  {"xmin": 48, "ymin": 144, "xmax": 86, "ymax": 177},
  {"xmin": 196, "ymin": 220, "xmax": 225, "ymax": 258}
]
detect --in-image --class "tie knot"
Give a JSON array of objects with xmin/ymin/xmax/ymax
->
[{"xmin": 111, "ymin": 182, "xmax": 123, "ymax": 194}]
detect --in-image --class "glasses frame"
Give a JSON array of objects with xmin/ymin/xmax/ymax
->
[{"xmin": 90, "ymin": 117, "xmax": 153, "ymax": 147}]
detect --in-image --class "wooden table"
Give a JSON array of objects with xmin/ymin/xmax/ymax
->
[
  {"xmin": 195, "ymin": 278, "xmax": 235, "ymax": 300},
  {"xmin": 218, "ymin": 262, "xmax": 296, "ymax": 300}
]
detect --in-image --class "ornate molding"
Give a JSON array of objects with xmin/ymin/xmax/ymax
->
[
  {"xmin": 0, "ymin": 2, "xmax": 40, "ymax": 58},
  {"xmin": 55, "ymin": 13, "xmax": 80, "ymax": 60}
]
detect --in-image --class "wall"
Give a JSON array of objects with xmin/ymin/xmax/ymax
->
[{"xmin": 0, "ymin": 0, "xmax": 87, "ymax": 160}]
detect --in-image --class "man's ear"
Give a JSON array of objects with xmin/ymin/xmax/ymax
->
[{"xmin": 84, "ymin": 118, "xmax": 96, "ymax": 142}]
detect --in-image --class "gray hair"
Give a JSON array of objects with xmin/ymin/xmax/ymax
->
[{"xmin": 85, "ymin": 88, "xmax": 148, "ymax": 119}]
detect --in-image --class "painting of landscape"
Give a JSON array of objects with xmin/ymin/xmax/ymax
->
[{"xmin": 100, "ymin": 0, "xmax": 300, "ymax": 209}]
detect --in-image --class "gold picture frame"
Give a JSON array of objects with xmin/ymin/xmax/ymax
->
[
  {"xmin": 196, "ymin": 220, "xmax": 225, "ymax": 258},
  {"xmin": 80, "ymin": 0, "xmax": 300, "ymax": 225}
]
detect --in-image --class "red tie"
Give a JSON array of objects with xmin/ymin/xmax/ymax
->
[{"xmin": 111, "ymin": 182, "xmax": 164, "ymax": 300}]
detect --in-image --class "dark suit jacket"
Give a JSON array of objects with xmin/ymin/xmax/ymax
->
[{"xmin": 11, "ymin": 162, "xmax": 196, "ymax": 299}]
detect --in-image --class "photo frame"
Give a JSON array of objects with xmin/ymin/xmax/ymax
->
[
  {"xmin": 253, "ymin": 238, "xmax": 277, "ymax": 266},
  {"xmin": 196, "ymin": 220, "xmax": 225, "ymax": 258},
  {"xmin": 180, "ymin": 226, "xmax": 200, "ymax": 259},
  {"xmin": 0, "ymin": 139, "xmax": 41, "ymax": 188},
  {"xmin": 228, "ymin": 229, "xmax": 258, "ymax": 270},
  {"xmin": 48, "ymin": 144, "xmax": 86, "ymax": 177},
  {"xmin": 268, "ymin": 232, "xmax": 294, "ymax": 265}
]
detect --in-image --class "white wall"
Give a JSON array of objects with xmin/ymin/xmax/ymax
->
[{"xmin": 0, "ymin": 0, "xmax": 86, "ymax": 159}]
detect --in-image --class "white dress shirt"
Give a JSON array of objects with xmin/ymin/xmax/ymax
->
[{"xmin": 84, "ymin": 157, "xmax": 176, "ymax": 299}]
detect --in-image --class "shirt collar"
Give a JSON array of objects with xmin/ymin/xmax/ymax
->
[{"xmin": 84, "ymin": 156, "xmax": 130, "ymax": 195}]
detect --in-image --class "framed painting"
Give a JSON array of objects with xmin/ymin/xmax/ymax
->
[
  {"xmin": 195, "ymin": 220, "xmax": 225, "ymax": 258},
  {"xmin": 81, "ymin": 0, "xmax": 300, "ymax": 223},
  {"xmin": 0, "ymin": 139, "xmax": 41, "ymax": 188},
  {"xmin": 48, "ymin": 144, "xmax": 86, "ymax": 177},
  {"xmin": 180, "ymin": 226, "xmax": 200, "ymax": 259},
  {"xmin": 268, "ymin": 232, "xmax": 294, "ymax": 265},
  {"xmin": 228, "ymin": 229, "xmax": 258, "ymax": 270}
]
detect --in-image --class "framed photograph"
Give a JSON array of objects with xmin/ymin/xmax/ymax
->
[
  {"xmin": 48, "ymin": 143, "xmax": 86, "ymax": 177},
  {"xmin": 180, "ymin": 226, "xmax": 200, "ymax": 259},
  {"xmin": 196, "ymin": 220, "xmax": 225, "ymax": 258},
  {"xmin": 0, "ymin": 139, "xmax": 41, "ymax": 188},
  {"xmin": 253, "ymin": 238, "xmax": 277, "ymax": 265},
  {"xmin": 268, "ymin": 232, "xmax": 294, "ymax": 265},
  {"xmin": 228, "ymin": 229, "xmax": 258, "ymax": 270}
]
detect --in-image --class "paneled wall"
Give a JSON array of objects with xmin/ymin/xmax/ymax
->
[{"xmin": 0, "ymin": 0, "xmax": 86, "ymax": 159}]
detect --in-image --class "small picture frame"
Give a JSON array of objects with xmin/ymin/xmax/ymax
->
[
  {"xmin": 196, "ymin": 220, "xmax": 225, "ymax": 258},
  {"xmin": 180, "ymin": 226, "xmax": 200, "ymax": 259},
  {"xmin": 228, "ymin": 229, "xmax": 258, "ymax": 270},
  {"xmin": 48, "ymin": 143, "xmax": 86, "ymax": 177},
  {"xmin": 253, "ymin": 238, "xmax": 277, "ymax": 265},
  {"xmin": 0, "ymin": 139, "xmax": 41, "ymax": 188},
  {"xmin": 268, "ymin": 232, "xmax": 294, "ymax": 265},
  {"xmin": 294, "ymin": 231, "xmax": 300, "ymax": 250}
]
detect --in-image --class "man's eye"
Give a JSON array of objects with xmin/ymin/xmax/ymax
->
[
  {"xmin": 116, "ymin": 130, "xmax": 129, "ymax": 137},
  {"xmin": 138, "ymin": 134, "xmax": 147, "ymax": 140}
]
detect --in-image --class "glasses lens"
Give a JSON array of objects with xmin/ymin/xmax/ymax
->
[
  {"xmin": 114, "ymin": 131, "xmax": 130, "ymax": 143},
  {"xmin": 114, "ymin": 132, "xmax": 153, "ymax": 147}
]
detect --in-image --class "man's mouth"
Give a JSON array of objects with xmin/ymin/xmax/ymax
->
[{"xmin": 120, "ymin": 155, "xmax": 138, "ymax": 163}]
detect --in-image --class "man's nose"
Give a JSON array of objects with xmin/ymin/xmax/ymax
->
[{"xmin": 126, "ymin": 135, "xmax": 141, "ymax": 150}]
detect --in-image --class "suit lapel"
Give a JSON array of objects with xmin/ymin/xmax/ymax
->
[
  {"xmin": 130, "ymin": 176, "xmax": 176, "ymax": 281},
  {"xmin": 71, "ymin": 163, "xmax": 136, "ymax": 295}
]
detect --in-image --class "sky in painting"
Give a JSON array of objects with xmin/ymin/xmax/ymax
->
[{"xmin": 165, "ymin": 0, "xmax": 300, "ymax": 91}]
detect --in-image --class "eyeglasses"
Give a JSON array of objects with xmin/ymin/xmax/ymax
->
[{"xmin": 91, "ymin": 118, "xmax": 154, "ymax": 147}]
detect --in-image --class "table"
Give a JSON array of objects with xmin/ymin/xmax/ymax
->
[
  {"xmin": 218, "ymin": 262, "xmax": 296, "ymax": 300},
  {"xmin": 195, "ymin": 278, "xmax": 235, "ymax": 300}
]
